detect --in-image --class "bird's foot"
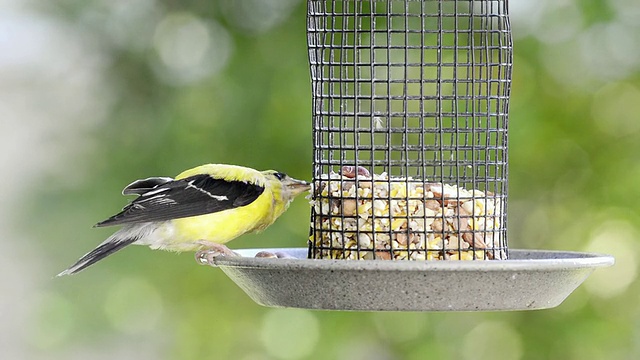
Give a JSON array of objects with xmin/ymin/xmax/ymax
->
[
  {"xmin": 254, "ymin": 251, "xmax": 295, "ymax": 259},
  {"xmin": 195, "ymin": 242, "xmax": 239, "ymax": 265}
]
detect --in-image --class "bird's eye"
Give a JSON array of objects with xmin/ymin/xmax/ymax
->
[{"xmin": 274, "ymin": 172, "xmax": 286, "ymax": 180}]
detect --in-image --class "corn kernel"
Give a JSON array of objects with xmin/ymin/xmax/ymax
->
[{"xmin": 391, "ymin": 218, "xmax": 406, "ymax": 231}]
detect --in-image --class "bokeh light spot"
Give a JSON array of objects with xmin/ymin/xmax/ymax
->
[
  {"xmin": 103, "ymin": 0, "xmax": 161, "ymax": 51},
  {"xmin": 153, "ymin": 12, "xmax": 232, "ymax": 85},
  {"xmin": 509, "ymin": 0, "xmax": 544, "ymax": 38},
  {"xmin": 578, "ymin": 22, "xmax": 640, "ymax": 82},
  {"xmin": 221, "ymin": 0, "xmax": 301, "ymax": 34},
  {"xmin": 28, "ymin": 292, "xmax": 75, "ymax": 349},
  {"xmin": 591, "ymin": 82, "xmax": 640, "ymax": 137},
  {"xmin": 540, "ymin": 41, "xmax": 592, "ymax": 90},
  {"xmin": 155, "ymin": 13, "xmax": 209, "ymax": 70},
  {"xmin": 260, "ymin": 309, "xmax": 319, "ymax": 360},
  {"xmin": 535, "ymin": 2, "xmax": 583, "ymax": 44},
  {"xmin": 104, "ymin": 277, "xmax": 164, "ymax": 335},
  {"xmin": 337, "ymin": 339, "xmax": 394, "ymax": 360},
  {"xmin": 463, "ymin": 321, "xmax": 523, "ymax": 360},
  {"xmin": 372, "ymin": 312, "xmax": 428, "ymax": 343},
  {"xmin": 584, "ymin": 220, "xmax": 638, "ymax": 298}
]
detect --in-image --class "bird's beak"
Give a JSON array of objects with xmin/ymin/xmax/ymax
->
[{"xmin": 283, "ymin": 177, "xmax": 311, "ymax": 196}]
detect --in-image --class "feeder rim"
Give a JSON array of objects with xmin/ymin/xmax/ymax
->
[{"xmin": 206, "ymin": 248, "xmax": 614, "ymax": 272}]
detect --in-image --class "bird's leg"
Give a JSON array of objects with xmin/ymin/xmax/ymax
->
[{"xmin": 194, "ymin": 241, "xmax": 239, "ymax": 265}]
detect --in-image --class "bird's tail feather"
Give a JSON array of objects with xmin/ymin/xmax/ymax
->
[{"xmin": 57, "ymin": 231, "xmax": 140, "ymax": 276}]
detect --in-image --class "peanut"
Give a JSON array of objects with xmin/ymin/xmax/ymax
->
[{"xmin": 341, "ymin": 165, "xmax": 371, "ymax": 178}]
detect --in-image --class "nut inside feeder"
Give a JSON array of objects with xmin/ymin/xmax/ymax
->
[{"xmin": 308, "ymin": 0, "xmax": 509, "ymax": 262}]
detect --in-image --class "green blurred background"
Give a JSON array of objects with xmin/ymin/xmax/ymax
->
[{"xmin": 2, "ymin": 0, "xmax": 639, "ymax": 359}]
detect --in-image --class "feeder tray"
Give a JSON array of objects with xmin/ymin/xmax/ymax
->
[{"xmin": 203, "ymin": 248, "xmax": 613, "ymax": 311}]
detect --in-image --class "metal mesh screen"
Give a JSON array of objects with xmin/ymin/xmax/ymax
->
[{"xmin": 308, "ymin": 0, "xmax": 512, "ymax": 261}]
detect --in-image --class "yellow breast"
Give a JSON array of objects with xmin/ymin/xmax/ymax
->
[{"xmin": 167, "ymin": 189, "xmax": 275, "ymax": 251}]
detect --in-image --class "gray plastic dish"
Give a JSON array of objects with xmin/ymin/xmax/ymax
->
[{"xmin": 204, "ymin": 248, "xmax": 614, "ymax": 311}]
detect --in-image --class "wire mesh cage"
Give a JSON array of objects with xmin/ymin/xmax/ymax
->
[{"xmin": 308, "ymin": 0, "xmax": 512, "ymax": 261}]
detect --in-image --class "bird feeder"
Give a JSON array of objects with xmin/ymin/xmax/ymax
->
[{"xmin": 203, "ymin": 0, "xmax": 613, "ymax": 311}]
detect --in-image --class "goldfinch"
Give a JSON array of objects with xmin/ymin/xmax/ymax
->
[{"xmin": 58, "ymin": 164, "xmax": 310, "ymax": 276}]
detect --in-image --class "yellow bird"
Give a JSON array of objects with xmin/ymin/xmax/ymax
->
[{"xmin": 58, "ymin": 164, "xmax": 310, "ymax": 276}]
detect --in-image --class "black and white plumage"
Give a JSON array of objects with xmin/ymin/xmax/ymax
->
[{"xmin": 96, "ymin": 174, "xmax": 265, "ymax": 227}]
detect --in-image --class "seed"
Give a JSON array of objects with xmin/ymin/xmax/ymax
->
[
  {"xmin": 425, "ymin": 199, "xmax": 440, "ymax": 211},
  {"xmin": 358, "ymin": 181, "xmax": 373, "ymax": 189},
  {"xmin": 341, "ymin": 199, "xmax": 357, "ymax": 216},
  {"xmin": 395, "ymin": 233, "xmax": 408, "ymax": 246},
  {"xmin": 431, "ymin": 219, "xmax": 443, "ymax": 233},
  {"xmin": 462, "ymin": 232, "xmax": 488, "ymax": 249},
  {"xmin": 341, "ymin": 166, "xmax": 371, "ymax": 178},
  {"xmin": 449, "ymin": 212, "xmax": 465, "ymax": 231},
  {"xmin": 391, "ymin": 218, "xmax": 407, "ymax": 231},
  {"xmin": 255, "ymin": 251, "xmax": 278, "ymax": 258},
  {"xmin": 358, "ymin": 233, "xmax": 372, "ymax": 248},
  {"xmin": 448, "ymin": 236, "xmax": 460, "ymax": 249}
]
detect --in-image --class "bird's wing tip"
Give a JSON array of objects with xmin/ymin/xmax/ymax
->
[
  {"xmin": 56, "ymin": 269, "xmax": 71, "ymax": 277},
  {"xmin": 93, "ymin": 220, "xmax": 112, "ymax": 228}
]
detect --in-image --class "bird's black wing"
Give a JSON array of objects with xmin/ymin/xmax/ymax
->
[{"xmin": 95, "ymin": 174, "xmax": 265, "ymax": 227}]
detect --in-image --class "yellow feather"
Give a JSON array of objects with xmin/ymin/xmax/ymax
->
[
  {"xmin": 168, "ymin": 187, "xmax": 276, "ymax": 250},
  {"xmin": 175, "ymin": 164, "xmax": 266, "ymax": 186}
]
